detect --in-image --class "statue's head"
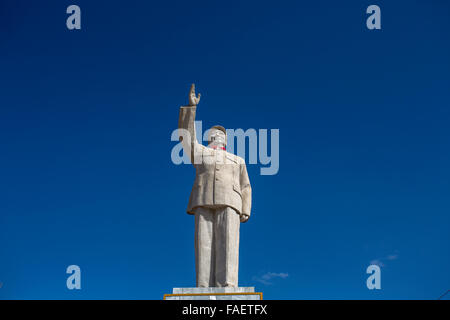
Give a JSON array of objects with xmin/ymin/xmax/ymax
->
[{"xmin": 208, "ymin": 125, "xmax": 227, "ymax": 148}]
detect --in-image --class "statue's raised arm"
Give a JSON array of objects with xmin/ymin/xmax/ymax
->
[{"xmin": 178, "ymin": 84, "xmax": 204, "ymax": 164}]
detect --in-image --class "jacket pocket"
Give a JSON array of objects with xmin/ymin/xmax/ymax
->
[{"xmin": 226, "ymin": 154, "xmax": 238, "ymax": 164}]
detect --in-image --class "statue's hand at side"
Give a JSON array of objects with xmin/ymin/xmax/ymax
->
[
  {"xmin": 189, "ymin": 83, "xmax": 201, "ymax": 106},
  {"xmin": 240, "ymin": 214, "xmax": 249, "ymax": 223}
]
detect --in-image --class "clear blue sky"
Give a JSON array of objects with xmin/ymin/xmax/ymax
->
[{"xmin": 1, "ymin": 0, "xmax": 449, "ymax": 299}]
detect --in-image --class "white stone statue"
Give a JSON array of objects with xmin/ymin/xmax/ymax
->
[{"xmin": 178, "ymin": 84, "xmax": 252, "ymax": 287}]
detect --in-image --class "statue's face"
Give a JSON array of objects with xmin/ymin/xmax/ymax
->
[{"xmin": 209, "ymin": 128, "xmax": 226, "ymax": 147}]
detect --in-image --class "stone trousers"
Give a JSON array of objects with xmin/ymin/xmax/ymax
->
[{"xmin": 194, "ymin": 206, "xmax": 240, "ymax": 287}]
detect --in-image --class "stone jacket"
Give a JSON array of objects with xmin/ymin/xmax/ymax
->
[{"xmin": 178, "ymin": 105, "xmax": 252, "ymax": 217}]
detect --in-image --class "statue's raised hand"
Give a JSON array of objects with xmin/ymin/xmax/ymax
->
[{"xmin": 189, "ymin": 83, "xmax": 201, "ymax": 106}]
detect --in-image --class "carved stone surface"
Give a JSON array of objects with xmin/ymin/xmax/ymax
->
[{"xmin": 164, "ymin": 287, "xmax": 262, "ymax": 300}]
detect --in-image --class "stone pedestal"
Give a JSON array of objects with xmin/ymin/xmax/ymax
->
[{"xmin": 163, "ymin": 287, "xmax": 262, "ymax": 300}]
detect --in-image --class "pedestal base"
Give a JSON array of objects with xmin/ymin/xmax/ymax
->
[{"xmin": 163, "ymin": 287, "xmax": 262, "ymax": 300}]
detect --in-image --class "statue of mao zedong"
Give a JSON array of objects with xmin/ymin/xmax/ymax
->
[{"xmin": 178, "ymin": 84, "xmax": 252, "ymax": 287}]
